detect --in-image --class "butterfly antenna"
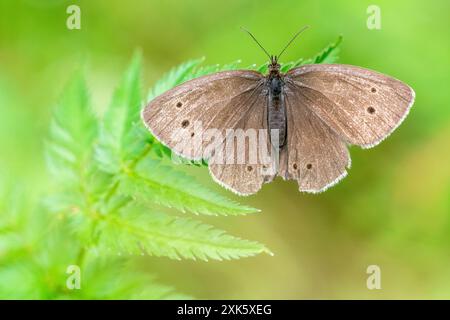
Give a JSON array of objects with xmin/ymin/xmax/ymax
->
[
  {"xmin": 241, "ymin": 27, "xmax": 272, "ymax": 61},
  {"xmin": 276, "ymin": 25, "xmax": 310, "ymax": 61}
]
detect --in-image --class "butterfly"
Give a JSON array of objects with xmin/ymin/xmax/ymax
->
[{"xmin": 142, "ymin": 27, "xmax": 415, "ymax": 196}]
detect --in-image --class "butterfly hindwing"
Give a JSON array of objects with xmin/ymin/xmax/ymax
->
[
  {"xmin": 208, "ymin": 87, "xmax": 277, "ymax": 195},
  {"xmin": 280, "ymin": 86, "xmax": 351, "ymax": 193}
]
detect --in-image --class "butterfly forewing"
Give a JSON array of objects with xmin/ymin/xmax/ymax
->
[
  {"xmin": 285, "ymin": 64, "xmax": 415, "ymax": 148},
  {"xmin": 142, "ymin": 70, "xmax": 264, "ymax": 160}
]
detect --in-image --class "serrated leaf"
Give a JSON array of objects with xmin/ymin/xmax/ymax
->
[
  {"xmin": 257, "ymin": 63, "xmax": 268, "ymax": 74},
  {"xmin": 96, "ymin": 207, "xmax": 271, "ymax": 261},
  {"xmin": 299, "ymin": 35, "xmax": 343, "ymax": 66},
  {"xmin": 96, "ymin": 53, "xmax": 145, "ymax": 173},
  {"xmin": 45, "ymin": 72, "xmax": 97, "ymax": 182},
  {"xmin": 120, "ymin": 158, "xmax": 258, "ymax": 216},
  {"xmin": 147, "ymin": 57, "xmax": 205, "ymax": 101},
  {"xmin": 60, "ymin": 256, "xmax": 192, "ymax": 299},
  {"xmin": 313, "ymin": 35, "xmax": 342, "ymax": 64},
  {"xmin": 44, "ymin": 72, "xmax": 111, "ymax": 212}
]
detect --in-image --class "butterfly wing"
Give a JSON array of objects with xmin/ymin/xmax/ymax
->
[
  {"xmin": 285, "ymin": 64, "xmax": 415, "ymax": 148},
  {"xmin": 279, "ymin": 86, "xmax": 351, "ymax": 193},
  {"xmin": 142, "ymin": 70, "xmax": 264, "ymax": 160},
  {"xmin": 143, "ymin": 70, "xmax": 274, "ymax": 195},
  {"xmin": 208, "ymin": 87, "xmax": 277, "ymax": 195}
]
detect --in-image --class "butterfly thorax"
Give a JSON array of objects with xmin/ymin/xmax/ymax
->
[{"xmin": 266, "ymin": 63, "xmax": 287, "ymax": 148}]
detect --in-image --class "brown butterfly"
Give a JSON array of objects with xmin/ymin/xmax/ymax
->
[{"xmin": 142, "ymin": 27, "xmax": 415, "ymax": 195}]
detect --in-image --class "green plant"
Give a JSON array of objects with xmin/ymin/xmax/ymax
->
[{"xmin": 0, "ymin": 36, "xmax": 341, "ymax": 299}]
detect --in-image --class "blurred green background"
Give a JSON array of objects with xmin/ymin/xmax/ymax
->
[{"xmin": 1, "ymin": 0, "xmax": 449, "ymax": 299}]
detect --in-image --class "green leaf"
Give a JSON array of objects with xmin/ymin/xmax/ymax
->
[
  {"xmin": 299, "ymin": 35, "xmax": 343, "ymax": 66},
  {"xmin": 0, "ymin": 184, "xmax": 31, "ymax": 261},
  {"xmin": 274, "ymin": 35, "xmax": 344, "ymax": 73},
  {"xmin": 96, "ymin": 53, "xmax": 145, "ymax": 173},
  {"xmin": 120, "ymin": 158, "xmax": 259, "ymax": 216},
  {"xmin": 45, "ymin": 72, "xmax": 97, "ymax": 184},
  {"xmin": 44, "ymin": 72, "xmax": 111, "ymax": 213},
  {"xmin": 313, "ymin": 35, "xmax": 342, "ymax": 64},
  {"xmin": 147, "ymin": 57, "xmax": 205, "ymax": 101},
  {"xmin": 257, "ymin": 63, "xmax": 268, "ymax": 74},
  {"xmin": 96, "ymin": 207, "xmax": 271, "ymax": 261},
  {"xmin": 62, "ymin": 257, "xmax": 192, "ymax": 299}
]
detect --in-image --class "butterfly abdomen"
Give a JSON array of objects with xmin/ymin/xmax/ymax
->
[{"xmin": 267, "ymin": 76, "xmax": 287, "ymax": 148}]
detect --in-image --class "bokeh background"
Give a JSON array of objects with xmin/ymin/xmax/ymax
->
[{"xmin": 1, "ymin": 0, "xmax": 449, "ymax": 299}]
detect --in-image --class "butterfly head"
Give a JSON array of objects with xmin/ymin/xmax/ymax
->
[
  {"xmin": 242, "ymin": 25, "xmax": 310, "ymax": 75},
  {"xmin": 268, "ymin": 56, "xmax": 281, "ymax": 73}
]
